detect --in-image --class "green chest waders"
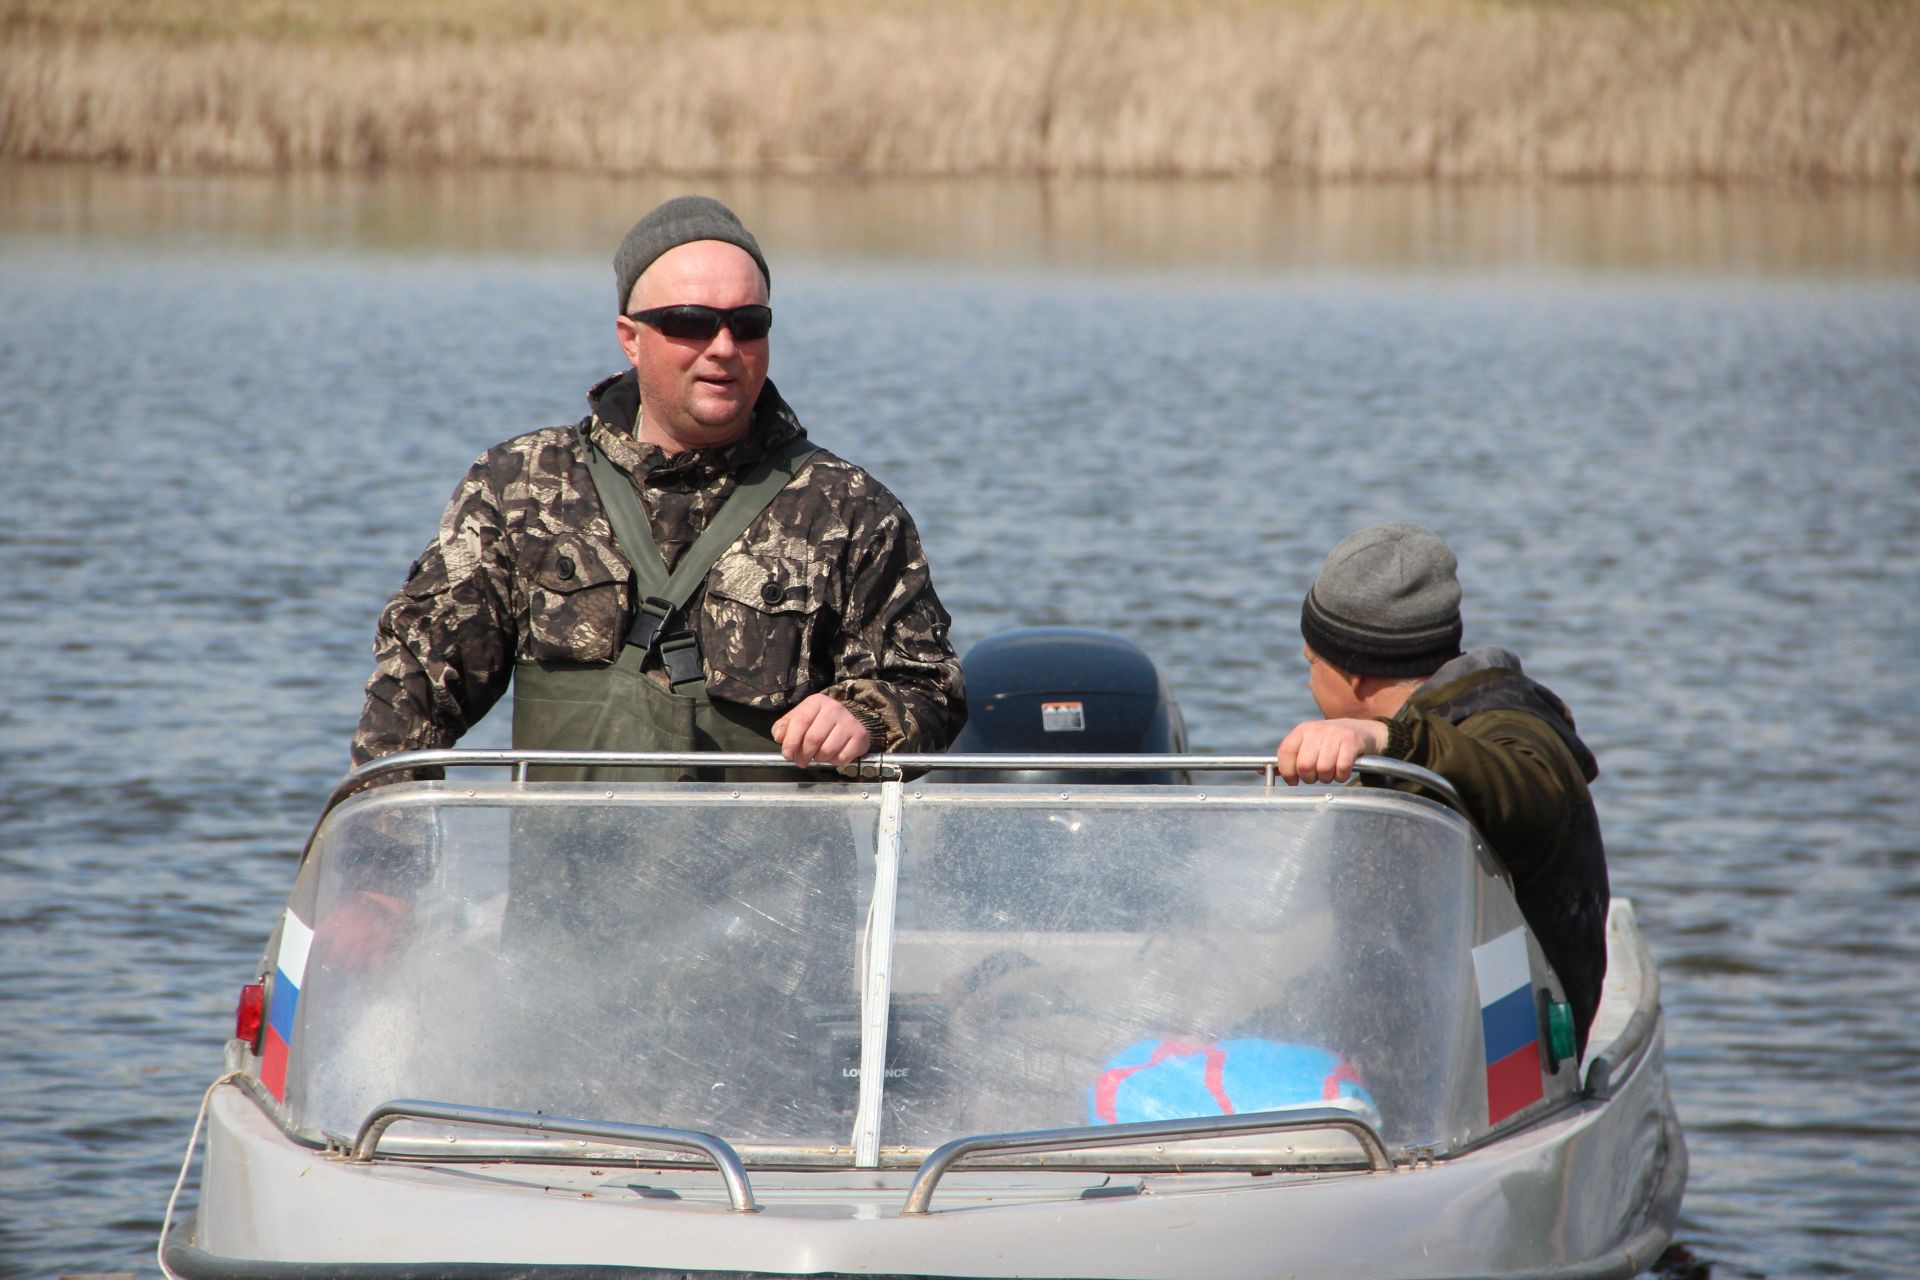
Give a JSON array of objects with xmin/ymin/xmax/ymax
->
[{"xmin": 511, "ymin": 427, "xmax": 819, "ymax": 782}]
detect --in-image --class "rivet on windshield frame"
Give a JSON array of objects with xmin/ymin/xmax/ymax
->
[
  {"xmin": 466, "ymin": 788, "xmax": 475, "ymax": 797},
  {"xmin": 1197, "ymin": 793, "xmax": 1207, "ymax": 801},
  {"xmin": 860, "ymin": 791, "xmax": 869, "ymax": 799},
  {"xmin": 605, "ymin": 790, "xmax": 614, "ymax": 799},
  {"xmin": 731, "ymin": 790, "xmax": 741, "ymax": 799}
]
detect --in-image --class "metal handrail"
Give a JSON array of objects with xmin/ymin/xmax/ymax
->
[
  {"xmin": 300, "ymin": 750, "xmax": 1463, "ymax": 866},
  {"xmin": 900, "ymin": 1106, "xmax": 1396, "ymax": 1214},
  {"xmin": 318, "ymin": 750, "xmax": 1458, "ymax": 822},
  {"xmin": 350, "ymin": 1100, "xmax": 758, "ymax": 1212}
]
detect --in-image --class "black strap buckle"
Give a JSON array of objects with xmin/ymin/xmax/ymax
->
[
  {"xmin": 627, "ymin": 595, "xmax": 675, "ymax": 650},
  {"xmin": 658, "ymin": 631, "xmax": 705, "ymax": 688},
  {"xmin": 627, "ymin": 595, "xmax": 705, "ymax": 686}
]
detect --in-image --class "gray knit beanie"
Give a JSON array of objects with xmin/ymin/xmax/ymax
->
[
  {"xmin": 613, "ymin": 195, "xmax": 769, "ymax": 312},
  {"xmin": 1300, "ymin": 523, "xmax": 1464, "ymax": 677}
]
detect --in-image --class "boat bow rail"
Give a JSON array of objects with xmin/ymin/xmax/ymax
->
[
  {"xmin": 351, "ymin": 1099, "xmax": 759, "ymax": 1211},
  {"xmin": 901, "ymin": 1106, "xmax": 1396, "ymax": 1214},
  {"xmin": 343, "ymin": 1097, "xmax": 1394, "ymax": 1218}
]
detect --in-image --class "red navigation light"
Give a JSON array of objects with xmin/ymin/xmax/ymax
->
[{"xmin": 235, "ymin": 982, "xmax": 266, "ymax": 1052}]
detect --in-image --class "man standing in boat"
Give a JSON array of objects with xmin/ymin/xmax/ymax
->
[
  {"xmin": 1271, "ymin": 523, "xmax": 1610, "ymax": 1052},
  {"xmin": 351, "ymin": 195, "xmax": 966, "ymax": 778}
]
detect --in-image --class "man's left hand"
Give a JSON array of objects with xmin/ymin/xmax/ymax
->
[
  {"xmin": 772, "ymin": 693, "xmax": 872, "ymax": 767},
  {"xmin": 1275, "ymin": 718, "xmax": 1391, "ymax": 785}
]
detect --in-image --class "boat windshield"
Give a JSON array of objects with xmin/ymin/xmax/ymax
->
[{"xmin": 271, "ymin": 778, "xmax": 1546, "ymax": 1165}]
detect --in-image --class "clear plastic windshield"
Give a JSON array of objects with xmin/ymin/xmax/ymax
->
[
  {"xmin": 281, "ymin": 788, "xmax": 870, "ymax": 1148},
  {"xmin": 274, "ymin": 780, "xmax": 1540, "ymax": 1163}
]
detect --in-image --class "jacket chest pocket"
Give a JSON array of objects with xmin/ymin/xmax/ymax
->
[
  {"xmin": 703, "ymin": 551, "xmax": 834, "ymax": 701},
  {"xmin": 523, "ymin": 533, "xmax": 629, "ymax": 663}
]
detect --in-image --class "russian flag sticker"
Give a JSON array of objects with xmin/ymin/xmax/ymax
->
[
  {"xmin": 260, "ymin": 910, "xmax": 313, "ymax": 1101},
  {"xmin": 1472, "ymin": 928, "xmax": 1544, "ymax": 1126}
]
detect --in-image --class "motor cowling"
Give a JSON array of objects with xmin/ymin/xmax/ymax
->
[{"xmin": 936, "ymin": 626, "xmax": 1188, "ymax": 784}]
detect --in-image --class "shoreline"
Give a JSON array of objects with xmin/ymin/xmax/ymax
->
[
  {"xmin": 8, "ymin": 163, "xmax": 1916, "ymax": 276},
  {"xmin": 4, "ymin": 0, "xmax": 1917, "ymax": 182}
]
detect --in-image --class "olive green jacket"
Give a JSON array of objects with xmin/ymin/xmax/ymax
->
[{"xmin": 1380, "ymin": 648, "xmax": 1610, "ymax": 1048}]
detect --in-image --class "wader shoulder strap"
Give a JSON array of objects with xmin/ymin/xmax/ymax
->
[
  {"xmin": 575, "ymin": 421, "xmax": 820, "ymax": 684},
  {"xmin": 577, "ymin": 423, "xmax": 671, "ymax": 598}
]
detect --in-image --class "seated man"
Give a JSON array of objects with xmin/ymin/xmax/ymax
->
[{"xmin": 1273, "ymin": 522, "xmax": 1610, "ymax": 1052}]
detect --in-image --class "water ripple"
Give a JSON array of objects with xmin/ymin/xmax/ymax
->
[{"xmin": 3, "ymin": 207, "xmax": 1917, "ymax": 1279}]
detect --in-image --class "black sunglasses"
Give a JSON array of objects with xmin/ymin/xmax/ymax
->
[{"xmin": 627, "ymin": 304, "xmax": 773, "ymax": 342}]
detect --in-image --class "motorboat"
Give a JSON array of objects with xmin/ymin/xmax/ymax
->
[{"xmin": 161, "ymin": 631, "xmax": 1685, "ymax": 1279}]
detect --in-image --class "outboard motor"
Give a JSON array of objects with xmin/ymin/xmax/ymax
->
[{"xmin": 936, "ymin": 626, "xmax": 1188, "ymax": 784}]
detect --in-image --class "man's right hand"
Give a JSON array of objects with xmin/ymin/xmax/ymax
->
[
  {"xmin": 771, "ymin": 692, "xmax": 872, "ymax": 767},
  {"xmin": 1275, "ymin": 718, "xmax": 1391, "ymax": 785}
]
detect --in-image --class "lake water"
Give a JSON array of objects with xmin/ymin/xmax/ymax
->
[{"xmin": 2, "ymin": 165, "xmax": 1916, "ymax": 1280}]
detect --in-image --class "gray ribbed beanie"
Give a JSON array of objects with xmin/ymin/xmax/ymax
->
[
  {"xmin": 613, "ymin": 195, "xmax": 769, "ymax": 312},
  {"xmin": 1300, "ymin": 523, "xmax": 1464, "ymax": 677}
]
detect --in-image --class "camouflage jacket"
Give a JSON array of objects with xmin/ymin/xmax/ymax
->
[{"xmin": 351, "ymin": 372, "xmax": 965, "ymax": 767}]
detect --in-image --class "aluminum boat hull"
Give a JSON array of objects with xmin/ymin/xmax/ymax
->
[{"xmin": 166, "ymin": 908, "xmax": 1683, "ymax": 1280}]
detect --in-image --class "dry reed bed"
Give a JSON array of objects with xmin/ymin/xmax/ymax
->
[{"xmin": 3, "ymin": 1, "xmax": 1917, "ymax": 180}]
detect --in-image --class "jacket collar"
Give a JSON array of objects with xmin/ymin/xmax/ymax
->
[
  {"xmin": 584, "ymin": 369, "xmax": 806, "ymax": 485},
  {"xmin": 1412, "ymin": 647, "xmax": 1598, "ymax": 781},
  {"xmin": 1420, "ymin": 646, "xmax": 1526, "ymax": 688}
]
